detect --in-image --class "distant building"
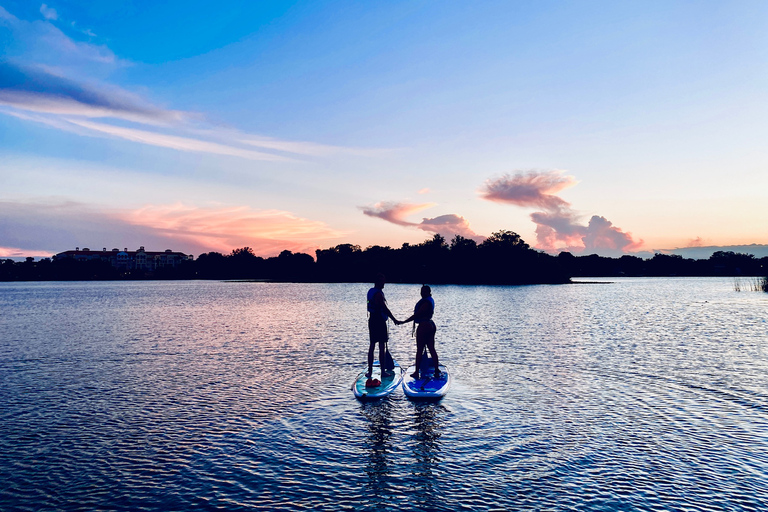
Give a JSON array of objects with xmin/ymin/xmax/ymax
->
[{"xmin": 53, "ymin": 246, "xmax": 193, "ymax": 271}]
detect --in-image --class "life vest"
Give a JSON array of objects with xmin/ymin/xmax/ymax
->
[
  {"xmin": 367, "ymin": 287, "xmax": 387, "ymax": 321},
  {"xmin": 413, "ymin": 296, "xmax": 434, "ymax": 323}
]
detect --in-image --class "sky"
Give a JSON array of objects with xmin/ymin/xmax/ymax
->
[{"xmin": 1, "ymin": 0, "xmax": 767, "ymax": 259}]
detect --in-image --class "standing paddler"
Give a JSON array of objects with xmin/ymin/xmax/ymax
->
[{"xmin": 366, "ymin": 274, "xmax": 400, "ymax": 378}]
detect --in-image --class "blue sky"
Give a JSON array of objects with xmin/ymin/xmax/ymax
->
[{"xmin": 1, "ymin": 0, "xmax": 767, "ymax": 258}]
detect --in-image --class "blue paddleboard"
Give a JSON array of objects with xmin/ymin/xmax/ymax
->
[
  {"xmin": 402, "ymin": 361, "xmax": 450, "ymax": 399},
  {"xmin": 352, "ymin": 360, "xmax": 403, "ymax": 400}
]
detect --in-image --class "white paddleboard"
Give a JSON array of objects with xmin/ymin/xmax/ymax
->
[
  {"xmin": 402, "ymin": 363, "xmax": 450, "ymax": 399},
  {"xmin": 352, "ymin": 360, "xmax": 403, "ymax": 400}
]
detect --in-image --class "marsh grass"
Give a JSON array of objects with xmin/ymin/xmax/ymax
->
[{"xmin": 733, "ymin": 277, "xmax": 768, "ymax": 292}]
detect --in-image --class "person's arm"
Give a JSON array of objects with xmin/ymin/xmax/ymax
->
[
  {"xmin": 375, "ymin": 290, "xmax": 399, "ymax": 323},
  {"xmin": 398, "ymin": 300, "xmax": 429, "ymax": 325}
]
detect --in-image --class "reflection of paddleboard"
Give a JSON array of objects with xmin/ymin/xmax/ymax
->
[
  {"xmin": 352, "ymin": 360, "xmax": 403, "ymax": 400},
  {"xmin": 402, "ymin": 363, "xmax": 450, "ymax": 399}
]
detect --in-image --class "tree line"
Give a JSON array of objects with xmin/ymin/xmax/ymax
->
[
  {"xmin": 1, "ymin": 231, "xmax": 766, "ymax": 284},
  {"xmin": 557, "ymin": 250, "xmax": 767, "ymax": 278}
]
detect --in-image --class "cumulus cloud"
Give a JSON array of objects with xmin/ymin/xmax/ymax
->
[
  {"xmin": 480, "ymin": 170, "xmax": 642, "ymax": 255},
  {"xmin": 419, "ymin": 214, "xmax": 483, "ymax": 241},
  {"xmin": 361, "ymin": 201, "xmax": 484, "ymax": 242},
  {"xmin": 0, "ymin": 200, "xmax": 346, "ymax": 257}
]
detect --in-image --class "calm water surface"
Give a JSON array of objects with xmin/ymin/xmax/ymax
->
[{"xmin": 1, "ymin": 278, "xmax": 767, "ymax": 511}]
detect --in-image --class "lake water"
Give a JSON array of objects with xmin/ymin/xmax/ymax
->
[{"xmin": 1, "ymin": 278, "xmax": 767, "ymax": 511}]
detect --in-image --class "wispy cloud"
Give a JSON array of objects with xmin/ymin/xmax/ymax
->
[
  {"xmin": 0, "ymin": 62, "xmax": 367, "ymax": 161},
  {"xmin": 67, "ymin": 119, "xmax": 292, "ymax": 161},
  {"xmin": 0, "ymin": 61, "xmax": 186, "ymax": 124},
  {"xmin": 1, "ymin": 6, "xmax": 117, "ymax": 66},
  {"xmin": 0, "ymin": 246, "xmax": 53, "ymax": 258},
  {"xmin": 361, "ymin": 201, "xmax": 484, "ymax": 241},
  {"xmin": 0, "ymin": 5, "xmax": 386, "ymax": 162},
  {"xmin": 480, "ymin": 171, "xmax": 643, "ymax": 255},
  {"xmin": 238, "ymin": 135, "xmax": 394, "ymax": 158},
  {"xmin": 361, "ymin": 201, "xmax": 437, "ymax": 226},
  {"xmin": 0, "ymin": 200, "xmax": 347, "ymax": 257},
  {"xmin": 39, "ymin": 4, "xmax": 58, "ymax": 21}
]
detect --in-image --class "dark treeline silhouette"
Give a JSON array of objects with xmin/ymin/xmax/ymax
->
[
  {"xmin": 2, "ymin": 233, "xmax": 766, "ymax": 283},
  {"xmin": 191, "ymin": 231, "xmax": 570, "ymax": 284},
  {"xmin": 558, "ymin": 250, "xmax": 768, "ymax": 278}
]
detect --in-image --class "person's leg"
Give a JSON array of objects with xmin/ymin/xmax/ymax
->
[
  {"xmin": 379, "ymin": 339, "xmax": 387, "ymax": 375},
  {"xmin": 411, "ymin": 325, "xmax": 425, "ymax": 378},
  {"xmin": 425, "ymin": 322, "xmax": 439, "ymax": 375},
  {"xmin": 369, "ymin": 319, "xmax": 387, "ymax": 377},
  {"xmin": 367, "ymin": 320, "xmax": 377, "ymax": 377},
  {"xmin": 367, "ymin": 340, "xmax": 375, "ymax": 377}
]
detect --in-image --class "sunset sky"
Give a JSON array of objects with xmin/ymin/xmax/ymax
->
[{"xmin": 2, "ymin": 1, "xmax": 767, "ymax": 259}]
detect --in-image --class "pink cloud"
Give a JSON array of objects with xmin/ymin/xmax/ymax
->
[
  {"xmin": 361, "ymin": 201, "xmax": 484, "ymax": 242},
  {"xmin": 481, "ymin": 170, "xmax": 643, "ymax": 255},
  {"xmin": 0, "ymin": 200, "xmax": 346, "ymax": 257},
  {"xmin": 418, "ymin": 214, "xmax": 484, "ymax": 242},
  {"xmin": 361, "ymin": 201, "xmax": 436, "ymax": 226},
  {"xmin": 122, "ymin": 204, "xmax": 347, "ymax": 256},
  {"xmin": 480, "ymin": 170, "xmax": 577, "ymax": 210},
  {"xmin": 582, "ymin": 215, "xmax": 643, "ymax": 253},
  {"xmin": 0, "ymin": 246, "xmax": 53, "ymax": 258}
]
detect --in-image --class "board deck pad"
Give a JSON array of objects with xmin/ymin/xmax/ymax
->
[
  {"xmin": 402, "ymin": 362, "xmax": 450, "ymax": 399},
  {"xmin": 352, "ymin": 360, "xmax": 403, "ymax": 400}
]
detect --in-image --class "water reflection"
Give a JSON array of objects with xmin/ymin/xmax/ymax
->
[
  {"xmin": 3, "ymin": 279, "xmax": 767, "ymax": 511},
  {"xmin": 409, "ymin": 402, "xmax": 446, "ymax": 510},
  {"xmin": 360, "ymin": 400, "xmax": 395, "ymax": 507}
]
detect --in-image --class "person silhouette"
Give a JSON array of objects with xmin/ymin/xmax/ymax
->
[
  {"xmin": 366, "ymin": 274, "xmax": 400, "ymax": 378},
  {"xmin": 396, "ymin": 285, "xmax": 439, "ymax": 379}
]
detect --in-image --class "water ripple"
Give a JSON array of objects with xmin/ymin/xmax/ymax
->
[{"xmin": 1, "ymin": 279, "xmax": 767, "ymax": 510}]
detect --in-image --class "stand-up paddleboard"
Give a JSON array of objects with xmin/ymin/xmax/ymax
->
[
  {"xmin": 402, "ymin": 356, "xmax": 450, "ymax": 399},
  {"xmin": 352, "ymin": 360, "xmax": 403, "ymax": 400}
]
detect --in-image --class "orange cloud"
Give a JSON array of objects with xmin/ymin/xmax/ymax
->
[
  {"xmin": 0, "ymin": 200, "xmax": 345, "ymax": 257},
  {"xmin": 124, "ymin": 204, "xmax": 347, "ymax": 256}
]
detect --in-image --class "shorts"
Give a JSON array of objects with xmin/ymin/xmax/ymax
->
[{"xmin": 368, "ymin": 318, "xmax": 388, "ymax": 344}]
